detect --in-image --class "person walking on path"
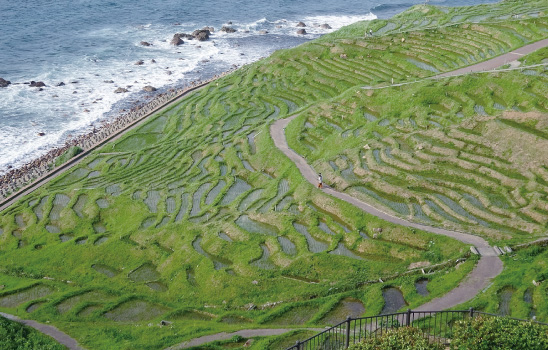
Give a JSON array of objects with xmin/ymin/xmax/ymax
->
[{"xmin": 318, "ymin": 173, "xmax": 323, "ymax": 189}]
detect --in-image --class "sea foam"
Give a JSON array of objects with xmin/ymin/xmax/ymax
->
[{"xmin": 0, "ymin": 11, "xmax": 376, "ymax": 174}]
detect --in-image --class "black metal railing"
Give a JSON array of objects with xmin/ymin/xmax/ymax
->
[{"xmin": 286, "ymin": 308, "xmax": 548, "ymax": 350}]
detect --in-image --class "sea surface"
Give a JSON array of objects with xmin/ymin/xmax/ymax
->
[{"xmin": 0, "ymin": 0, "xmax": 499, "ymax": 174}]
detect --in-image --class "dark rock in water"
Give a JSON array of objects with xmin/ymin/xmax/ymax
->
[
  {"xmin": 297, "ymin": 29, "xmax": 307, "ymax": 35},
  {"xmin": 73, "ymin": 91, "xmax": 78, "ymax": 94},
  {"xmin": 178, "ymin": 33, "xmax": 194, "ymax": 40},
  {"xmin": 192, "ymin": 29, "xmax": 210, "ymax": 41},
  {"xmin": 202, "ymin": 26, "xmax": 214, "ymax": 33},
  {"xmin": 37, "ymin": 132, "xmax": 46, "ymax": 136},
  {"xmin": 135, "ymin": 60, "xmax": 144, "ymax": 65},
  {"xmin": 140, "ymin": 41, "xmax": 152, "ymax": 46},
  {"xmin": 114, "ymin": 87, "xmax": 128, "ymax": 93},
  {"xmin": 296, "ymin": 21, "xmax": 306, "ymax": 27},
  {"xmin": 30, "ymin": 81, "xmax": 46, "ymax": 88},
  {"xmin": 321, "ymin": 23, "xmax": 332, "ymax": 29},
  {"xmin": 143, "ymin": 85, "xmax": 157, "ymax": 92},
  {"xmin": 220, "ymin": 26, "xmax": 236, "ymax": 33},
  {"xmin": 171, "ymin": 34, "xmax": 184, "ymax": 46},
  {"xmin": 151, "ymin": 59, "xmax": 156, "ymax": 63},
  {"xmin": 56, "ymin": 82, "xmax": 65, "ymax": 86},
  {"xmin": 227, "ymin": 21, "xmax": 233, "ymax": 25},
  {"xmin": 0, "ymin": 78, "xmax": 11, "ymax": 87},
  {"xmin": 104, "ymin": 80, "xmax": 114, "ymax": 83}
]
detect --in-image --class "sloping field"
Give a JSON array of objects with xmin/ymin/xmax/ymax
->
[
  {"xmin": 1, "ymin": 1, "xmax": 548, "ymax": 349},
  {"xmin": 288, "ymin": 66, "xmax": 548, "ymax": 241}
]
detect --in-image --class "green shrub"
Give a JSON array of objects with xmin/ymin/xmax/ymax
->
[
  {"xmin": 451, "ymin": 316, "xmax": 548, "ymax": 350},
  {"xmin": 0, "ymin": 316, "xmax": 66, "ymax": 350},
  {"xmin": 54, "ymin": 146, "xmax": 83, "ymax": 167},
  {"xmin": 348, "ymin": 327, "xmax": 443, "ymax": 350}
]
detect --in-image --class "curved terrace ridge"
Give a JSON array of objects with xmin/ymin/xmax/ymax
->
[
  {"xmin": 164, "ymin": 38, "xmax": 548, "ymax": 349},
  {"xmin": 271, "ymin": 115, "xmax": 503, "ymax": 311}
]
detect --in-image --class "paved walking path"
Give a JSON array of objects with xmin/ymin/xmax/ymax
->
[{"xmin": 0, "ymin": 312, "xmax": 86, "ymax": 350}]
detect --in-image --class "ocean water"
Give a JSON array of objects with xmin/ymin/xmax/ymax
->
[{"xmin": 0, "ymin": 0, "xmax": 498, "ymax": 174}]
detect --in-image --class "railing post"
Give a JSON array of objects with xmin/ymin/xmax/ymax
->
[
  {"xmin": 469, "ymin": 307, "xmax": 474, "ymax": 318},
  {"xmin": 295, "ymin": 340, "xmax": 300, "ymax": 350},
  {"xmin": 406, "ymin": 309, "xmax": 412, "ymax": 326},
  {"xmin": 345, "ymin": 316, "xmax": 352, "ymax": 348}
]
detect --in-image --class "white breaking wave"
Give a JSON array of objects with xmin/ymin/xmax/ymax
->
[{"xmin": 0, "ymin": 12, "xmax": 376, "ymax": 174}]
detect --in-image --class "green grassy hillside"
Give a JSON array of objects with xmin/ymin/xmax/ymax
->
[
  {"xmin": 1, "ymin": 1, "xmax": 548, "ymax": 349},
  {"xmin": 287, "ymin": 67, "xmax": 548, "ymax": 241}
]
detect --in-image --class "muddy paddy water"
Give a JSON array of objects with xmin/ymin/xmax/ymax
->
[
  {"xmin": 56, "ymin": 290, "xmax": 112, "ymax": 314},
  {"xmin": 92, "ymin": 263, "xmax": 119, "ymax": 278},
  {"xmin": 278, "ymin": 236, "xmax": 297, "ymax": 255},
  {"xmin": 381, "ymin": 287, "xmax": 407, "ymax": 314},
  {"xmin": 235, "ymin": 215, "xmax": 279, "ymax": 236},
  {"xmin": 292, "ymin": 222, "xmax": 328, "ymax": 253},
  {"xmin": 192, "ymin": 236, "xmax": 232, "ymax": 270},
  {"xmin": 267, "ymin": 304, "xmax": 318, "ymax": 325},
  {"xmin": 128, "ymin": 263, "xmax": 160, "ymax": 282},
  {"xmin": 0, "ymin": 284, "xmax": 55, "ymax": 308},
  {"xmin": 415, "ymin": 279, "xmax": 429, "ymax": 296},
  {"xmin": 104, "ymin": 300, "xmax": 170, "ymax": 322},
  {"xmin": 251, "ymin": 244, "xmax": 275, "ymax": 270},
  {"xmin": 320, "ymin": 297, "xmax": 365, "ymax": 326},
  {"xmin": 498, "ymin": 286, "xmax": 514, "ymax": 316},
  {"xmin": 329, "ymin": 243, "xmax": 364, "ymax": 260}
]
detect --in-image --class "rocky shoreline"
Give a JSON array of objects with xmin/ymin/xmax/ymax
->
[
  {"xmin": 0, "ymin": 18, "xmax": 334, "ymax": 203},
  {"xmin": 0, "ymin": 67, "xmax": 238, "ymax": 202}
]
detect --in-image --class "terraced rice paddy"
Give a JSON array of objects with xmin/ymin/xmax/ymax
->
[
  {"xmin": 266, "ymin": 304, "xmax": 319, "ymax": 325},
  {"xmin": 0, "ymin": 285, "xmax": 55, "ymax": 308},
  {"xmin": 1, "ymin": 2, "xmax": 547, "ymax": 349},
  {"xmin": 381, "ymin": 287, "xmax": 407, "ymax": 314},
  {"xmin": 290, "ymin": 67, "xmax": 548, "ymax": 239},
  {"xmin": 415, "ymin": 279, "xmax": 430, "ymax": 297},
  {"xmin": 319, "ymin": 297, "xmax": 365, "ymax": 326}
]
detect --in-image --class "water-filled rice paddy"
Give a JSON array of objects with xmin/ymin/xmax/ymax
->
[{"xmin": 381, "ymin": 287, "xmax": 407, "ymax": 314}]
